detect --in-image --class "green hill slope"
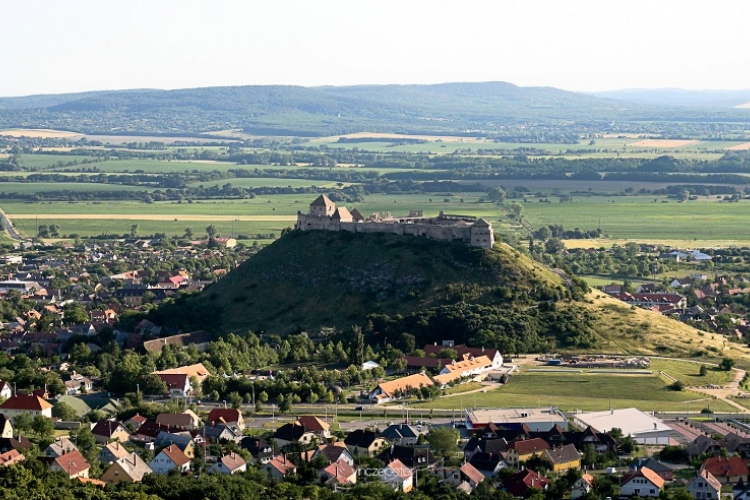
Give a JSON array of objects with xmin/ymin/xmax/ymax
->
[{"xmin": 184, "ymin": 230, "xmax": 566, "ymax": 334}]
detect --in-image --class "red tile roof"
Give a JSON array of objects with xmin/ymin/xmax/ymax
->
[
  {"xmin": 161, "ymin": 444, "xmax": 190, "ymax": 467},
  {"xmin": 54, "ymin": 450, "xmax": 90, "ymax": 477},
  {"xmin": 622, "ymin": 466, "xmax": 665, "ymax": 489},
  {"xmin": 460, "ymin": 462, "xmax": 485, "ymax": 485},
  {"xmin": 296, "ymin": 416, "xmax": 330, "ymax": 433},
  {"xmin": 207, "ymin": 409, "xmax": 241, "ymax": 425},
  {"xmin": 701, "ymin": 456, "xmax": 749, "ymax": 479},
  {"xmin": 0, "ymin": 395, "xmax": 52, "ymax": 411},
  {"xmin": 512, "ymin": 438, "xmax": 550, "ymax": 456}
]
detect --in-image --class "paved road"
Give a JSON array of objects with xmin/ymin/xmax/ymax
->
[{"xmin": 0, "ymin": 206, "xmax": 23, "ymax": 240}]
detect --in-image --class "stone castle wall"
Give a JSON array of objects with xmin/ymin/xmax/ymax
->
[{"xmin": 295, "ymin": 211, "xmax": 494, "ymax": 248}]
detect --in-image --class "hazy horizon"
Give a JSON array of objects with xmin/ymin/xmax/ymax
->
[{"xmin": 3, "ymin": 0, "xmax": 750, "ymax": 97}]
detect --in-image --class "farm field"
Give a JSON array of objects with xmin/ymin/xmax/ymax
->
[
  {"xmin": 522, "ymin": 197, "xmax": 750, "ymax": 244},
  {"xmin": 186, "ymin": 178, "xmax": 349, "ymax": 189},
  {"xmin": 55, "ymin": 159, "xmax": 242, "ymax": 173},
  {"xmin": 0, "ymin": 182, "xmax": 152, "ymax": 194},
  {"xmin": 412, "ymin": 370, "xmax": 734, "ymax": 412},
  {"xmin": 10, "ymin": 217, "xmax": 287, "ymax": 239},
  {"xmin": 18, "ymin": 154, "xmax": 96, "ymax": 169}
]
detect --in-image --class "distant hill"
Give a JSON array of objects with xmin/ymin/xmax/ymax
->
[
  {"xmin": 592, "ymin": 88, "xmax": 750, "ymax": 108},
  {"xmin": 0, "ymin": 82, "xmax": 633, "ymax": 136}
]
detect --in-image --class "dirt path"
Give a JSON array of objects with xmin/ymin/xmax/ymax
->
[{"xmin": 687, "ymin": 367, "xmax": 748, "ymax": 413}]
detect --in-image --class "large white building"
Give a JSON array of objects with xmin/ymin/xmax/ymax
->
[
  {"xmin": 466, "ymin": 408, "xmax": 568, "ymax": 433},
  {"xmin": 572, "ymin": 408, "xmax": 671, "ymax": 445}
]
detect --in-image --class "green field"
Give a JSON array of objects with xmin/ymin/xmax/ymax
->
[
  {"xmin": 10, "ymin": 218, "xmax": 287, "ymax": 239},
  {"xmin": 0, "ymin": 182, "xmax": 151, "ymax": 194},
  {"xmin": 186, "ymin": 178, "xmax": 349, "ymax": 189},
  {"xmin": 56, "ymin": 159, "xmax": 241, "ymax": 173},
  {"xmin": 18, "ymin": 154, "xmax": 96, "ymax": 169},
  {"xmin": 522, "ymin": 197, "xmax": 750, "ymax": 242},
  {"xmin": 411, "ymin": 370, "xmax": 734, "ymax": 412}
]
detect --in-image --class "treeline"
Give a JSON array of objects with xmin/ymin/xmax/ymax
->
[{"xmin": 365, "ymin": 301, "xmax": 597, "ymax": 354}]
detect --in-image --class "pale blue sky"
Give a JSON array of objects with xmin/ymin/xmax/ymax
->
[{"xmin": 2, "ymin": 0, "xmax": 749, "ymax": 96}]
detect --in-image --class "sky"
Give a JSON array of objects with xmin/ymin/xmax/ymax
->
[{"xmin": 2, "ymin": 0, "xmax": 750, "ymax": 97}]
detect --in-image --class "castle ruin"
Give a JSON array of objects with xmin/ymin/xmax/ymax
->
[{"xmin": 295, "ymin": 195, "xmax": 494, "ymax": 248}]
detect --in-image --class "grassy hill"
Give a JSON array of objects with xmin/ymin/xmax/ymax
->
[
  {"xmin": 193, "ymin": 230, "xmax": 565, "ymax": 334},
  {"xmin": 149, "ymin": 229, "xmax": 747, "ymax": 360}
]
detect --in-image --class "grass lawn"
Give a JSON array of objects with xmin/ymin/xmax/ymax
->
[
  {"xmin": 650, "ymin": 359, "xmax": 733, "ymax": 386},
  {"xmin": 0, "ymin": 182, "xmax": 152, "ymax": 195},
  {"xmin": 409, "ymin": 371, "xmax": 734, "ymax": 412}
]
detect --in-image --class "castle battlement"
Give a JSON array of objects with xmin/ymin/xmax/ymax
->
[{"xmin": 294, "ymin": 195, "xmax": 494, "ymax": 248}]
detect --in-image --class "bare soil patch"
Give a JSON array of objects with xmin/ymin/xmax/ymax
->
[
  {"xmin": 0, "ymin": 129, "xmax": 83, "ymax": 139},
  {"xmin": 324, "ymin": 132, "xmax": 485, "ymax": 142},
  {"xmin": 727, "ymin": 142, "xmax": 750, "ymax": 151}
]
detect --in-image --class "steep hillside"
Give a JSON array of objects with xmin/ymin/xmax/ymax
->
[{"xmin": 168, "ymin": 230, "xmax": 567, "ymax": 335}]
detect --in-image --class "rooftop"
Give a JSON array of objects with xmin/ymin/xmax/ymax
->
[
  {"xmin": 467, "ymin": 408, "xmax": 566, "ymax": 427},
  {"xmin": 573, "ymin": 408, "xmax": 671, "ymax": 437}
]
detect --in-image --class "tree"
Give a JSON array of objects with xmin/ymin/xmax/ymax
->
[
  {"xmin": 426, "ymin": 427, "xmax": 459, "ymax": 458},
  {"xmin": 63, "ymin": 303, "xmax": 89, "ymax": 325},
  {"xmin": 544, "ymin": 237, "xmax": 565, "ymax": 254},
  {"xmin": 31, "ymin": 415, "xmax": 54, "ymax": 440},
  {"xmin": 228, "ymin": 391, "xmax": 243, "ymax": 409},
  {"xmin": 52, "ymin": 402, "xmax": 77, "ymax": 421},
  {"xmin": 206, "ymin": 225, "xmax": 218, "ymax": 238},
  {"xmin": 130, "ymin": 224, "xmax": 139, "ymax": 237},
  {"xmin": 351, "ymin": 325, "xmax": 365, "ymax": 367},
  {"xmin": 13, "ymin": 413, "xmax": 32, "ymax": 436},
  {"xmin": 184, "ymin": 227, "xmax": 194, "ymax": 239},
  {"xmin": 720, "ymin": 358, "xmax": 735, "ymax": 371},
  {"xmin": 510, "ymin": 202, "xmax": 524, "ymax": 220},
  {"xmin": 699, "ymin": 365, "xmax": 708, "ymax": 376}
]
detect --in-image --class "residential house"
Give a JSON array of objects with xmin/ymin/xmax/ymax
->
[
  {"xmin": 734, "ymin": 478, "xmax": 750, "ymax": 500},
  {"xmin": 620, "ymin": 466, "xmax": 665, "ymax": 498},
  {"xmin": 468, "ymin": 452, "xmax": 506, "ymax": 477},
  {"xmin": 124, "ymin": 414, "xmax": 148, "ymax": 431},
  {"xmin": 100, "ymin": 452, "xmax": 152, "ymax": 484},
  {"xmin": 381, "ymin": 424, "xmax": 421, "ymax": 445},
  {"xmin": 382, "ymin": 458, "xmax": 413, "ymax": 493},
  {"xmin": 0, "ymin": 381, "xmax": 12, "ymax": 400},
  {"xmin": 313, "ymin": 442, "xmax": 355, "ymax": 467},
  {"xmin": 296, "ymin": 416, "xmax": 331, "ymax": 439},
  {"xmin": 273, "ymin": 422, "xmax": 319, "ymax": 448},
  {"xmin": 261, "ymin": 455, "xmax": 296, "ymax": 479},
  {"xmin": 206, "ymin": 408, "xmax": 244, "ymax": 429},
  {"xmin": 507, "ymin": 438, "xmax": 550, "ymax": 467},
  {"xmin": 64, "ymin": 373, "xmax": 94, "ymax": 395},
  {"xmin": 719, "ymin": 432, "xmax": 750, "ymax": 457},
  {"xmin": 50, "ymin": 450, "xmax": 90, "ymax": 479},
  {"xmin": 629, "ymin": 457, "xmax": 674, "ymax": 481},
  {"xmin": 155, "ymin": 373, "xmax": 191, "ymax": 398},
  {"xmin": 240, "ymin": 437, "xmax": 274, "ymax": 465},
  {"xmin": 155, "ymin": 413, "xmax": 196, "ymax": 430},
  {"xmin": 209, "ymin": 452, "xmax": 247, "ymax": 475},
  {"xmin": 379, "ymin": 444, "xmax": 436, "ymax": 470},
  {"xmin": 149, "ymin": 444, "xmax": 191, "ymax": 475},
  {"xmin": 203, "ymin": 423, "xmax": 243, "ymax": 443},
  {"xmin": 368, "ymin": 372, "xmax": 435, "ymax": 404},
  {"xmin": 686, "ymin": 469, "xmax": 721, "ymax": 500},
  {"xmin": 91, "ymin": 420, "xmax": 131, "ymax": 444},
  {"xmin": 463, "ymin": 437, "xmax": 509, "ymax": 461},
  {"xmin": 457, "ymin": 462, "xmax": 485, "ymax": 491},
  {"xmin": 700, "ymin": 456, "xmax": 749, "ymax": 484},
  {"xmin": 687, "ymin": 435, "xmax": 721, "ymax": 459},
  {"xmin": 571, "ymin": 473, "xmax": 594, "ymax": 499},
  {"xmin": 0, "ymin": 449, "xmax": 24, "ymax": 467},
  {"xmin": 0, "ymin": 436, "xmax": 32, "ymax": 453},
  {"xmin": 0, "ymin": 415, "xmax": 13, "ymax": 439},
  {"xmin": 543, "ymin": 444, "xmax": 581, "ymax": 472},
  {"xmin": 98, "ymin": 442, "xmax": 130, "ymax": 464},
  {"xmin": 564, "ymin": 426, "xmax": 618, "ymax": 453},
  {"xmin": 344, "ymin": 430, "xmax": 391, "ymax": 457},
  {"xmin": 43, "ymin": 437, "xmax": 78, "ymax": 458},
  {"xmin": 154, "ymin": 431, "xmax": 195, "ymax": 458},
  {"xmin": 0, "ymin": 395, "xmax": 53, "ymax": 418},
  {"xmin": 504, "ymin": 469, "xmax": 550, "ymax": 497},
  {"xmin": 319, "ymin": 460, "xmax": 357, "ymax": 487}
]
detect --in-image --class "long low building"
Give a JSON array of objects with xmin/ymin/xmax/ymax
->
[
  {"xmin": 572, "ymin": 408, "xmax": 671, "ymax": 445},
  {"xmin": 369, "ymin": 373, "xmax": 435, "ymax": 404},
  {"xmin": 466, "ymin": 408, "xmax": 568, "ymax": 432}
]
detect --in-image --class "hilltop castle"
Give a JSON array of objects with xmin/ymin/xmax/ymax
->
[{"xmin": 295, "ymin": 195, "xmax": 494, "ymax": 248}]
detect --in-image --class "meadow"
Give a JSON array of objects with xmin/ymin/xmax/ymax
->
[{"xmin": 412, "ymin": 370, "xmax": 735, "ymax": 412}]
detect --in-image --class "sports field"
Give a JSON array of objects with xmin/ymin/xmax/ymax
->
[{"xmin": 413, "ymin": 368, "xmax": 735, "ymax": 412}]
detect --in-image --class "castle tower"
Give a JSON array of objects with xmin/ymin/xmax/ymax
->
[
  {"xmin": 309, "ymin": 195, "xmax": 336, "ymax": 217},
  {"xmin": 470, "ymin": 218, "xmax": 494, "ymax": 248}
]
